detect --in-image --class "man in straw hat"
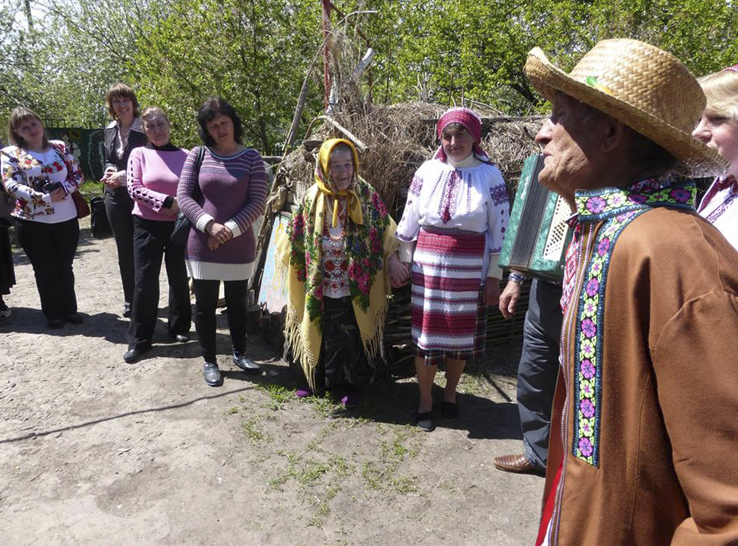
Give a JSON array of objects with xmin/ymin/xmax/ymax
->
[{"xmin": 524, "ymin": 38, "xmax": 738, "ymax": 545}]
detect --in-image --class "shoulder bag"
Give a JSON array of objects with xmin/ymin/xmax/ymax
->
[{"xmin": 171, "ymin": 146, "xmax": 205, "ymax": 246}]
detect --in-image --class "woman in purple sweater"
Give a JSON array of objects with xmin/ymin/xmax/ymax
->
[
  {"xmin": 123, "ymin": 106, "xmax": 191, "ymax": 363},
  {"xmin": 177, "ymin": 97, "xmax": 268, "ymax": 386}
]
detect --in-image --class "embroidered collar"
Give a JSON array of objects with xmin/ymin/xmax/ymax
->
[{"xmin": 573, "ymin": 178, "xmax": 696, "ymax": 224}]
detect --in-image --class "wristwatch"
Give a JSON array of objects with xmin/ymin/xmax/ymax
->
[{"xmin": 508, "ymin": 272, "xmax": 527, "ymax": 284}]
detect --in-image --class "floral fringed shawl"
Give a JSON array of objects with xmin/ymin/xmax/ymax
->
[{"xmin": 276, "ymin": 138, "xmax": 398, "ymax": 390}]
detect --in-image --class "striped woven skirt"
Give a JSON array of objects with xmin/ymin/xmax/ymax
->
[{"xmin": 411, "ymin": 226, "xmax": 487, "ymax": 366}]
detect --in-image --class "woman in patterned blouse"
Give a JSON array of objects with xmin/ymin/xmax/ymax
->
[{"xmin": 1, "ymin": 107, "xmax": 84, "ymax": 329}]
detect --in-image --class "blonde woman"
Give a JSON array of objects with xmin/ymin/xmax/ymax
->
[
  {"xmin": 123, "ymin": 107, "xmax": 191, "ymax": 363},
  {"xmin": 693, "ymin": 64, "xmax": 738, "ymax": 250},
  {"xmin": 1, "ymin": 108, "xmax": 84, "ymax": 328}
]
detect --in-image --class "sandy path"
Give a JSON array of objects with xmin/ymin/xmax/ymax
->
[{"xmin": 0, "ymin": 221, "xmax": 543, "ymax": 546}]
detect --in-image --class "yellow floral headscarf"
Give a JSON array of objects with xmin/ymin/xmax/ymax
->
[{"xmin": 314, "ymin": 138, "xmax": 364, "ymax": 228}]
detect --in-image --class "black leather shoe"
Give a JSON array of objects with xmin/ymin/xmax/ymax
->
[
  {"xmin": 48, "ymin": 319, "xmax": 65, "ymax": 330},
  {"xmin": 171, "ymin": 333, "xmax": 189, "ymax": 343},
  {"xmin": 204, "ymin": 363, "xmax": 223, "ymax": 386},
  {"xmin": 66, "ymin": 313, "xmax": 84, "ymax": 324},
  {"xmin": 441, "ymin": 401, "xmax": 458, "ymax": 421},
  {"xmin": 123, "ymin": 346, "xmax": 150, "ymax": 364},
  {"xmin": 233, "ymin": 353, "xmax": 261, "ymax": 375},
  {"xmin": 415, "ymin": 411, "xmax": 436, "ymax": 432},
  {"xmin": 123, "ymin": 302, "xmax": 132, "ymax": 318}
]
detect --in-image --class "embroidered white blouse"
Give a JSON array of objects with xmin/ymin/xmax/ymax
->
[
  {"xmin": 395, "ymin": 155, "xmax": 510, "ymax": 279},
  {"xmin": 698, "ymin": 175, "xmax": 738, "ymax": 252}
]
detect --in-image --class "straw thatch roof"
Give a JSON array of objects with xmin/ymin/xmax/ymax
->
[{"xmin": 274, "ymin": 103, "xmax": 544, "ymax": 220}]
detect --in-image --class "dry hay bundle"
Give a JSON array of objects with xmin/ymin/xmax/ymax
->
[{"xmin": 278, "ymin": 103, "xmax": 544, "ymax": 220}]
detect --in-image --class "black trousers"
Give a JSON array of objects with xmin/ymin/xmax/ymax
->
[
  {"xmin": 127, "ymin": 216, "xmax": 191, "ymax": 350},
  {"xmin": 15, "ymin": 217, "xmax": 79, "ymax": 321},
  {"xmin": 192, "ymin": 278, "xmax": 248, "ymax": 363},
  {"xmin": 104, "ymin": 187, "xmax": 135, "ymax": 305}
]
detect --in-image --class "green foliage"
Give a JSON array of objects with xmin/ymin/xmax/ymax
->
[
  {"xmin": 3, "ymin": 0, "xmax": 737, "ymax": 144},
  {"xmin": 127, "ymin": 0, "xmax": 323, "ymax": 152}
]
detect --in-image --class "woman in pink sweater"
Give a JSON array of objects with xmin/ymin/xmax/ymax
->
[{"xmin": 123, "ymin": 106, "xmax": 191, "ymax": 363}]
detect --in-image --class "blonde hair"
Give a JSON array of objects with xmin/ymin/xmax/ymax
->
[
  {"xmin": 7, "ymin": 107, "xmax": 48, "ymax": 149},
  {"xmin": 141, "ymin": 106, "xmax": 170, "ymax": 128},
  {"xmin": 698, "ymin": 69, "xmax": 738, "ymax": 120}
]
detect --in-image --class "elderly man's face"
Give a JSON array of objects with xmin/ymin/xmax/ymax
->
[{"xmin": 535, "ymin": 93, "xmax": 605, "ymax": 202}]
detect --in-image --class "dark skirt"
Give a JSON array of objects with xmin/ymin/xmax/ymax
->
[
  {"xmin": 286, "ymin": 296, "xmax": 374, "ymax": 392},
  {"xmin": 0, "ymin": 223, "xmax": 15, "ymax": 295},
  {"xmin": 320, "ymin": 296, "xmax": 373, "ymax": 389}
]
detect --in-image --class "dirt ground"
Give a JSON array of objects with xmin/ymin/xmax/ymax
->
[{"xmin": 0, "ymin": 218, "xmax": 544, "ymax": 546}]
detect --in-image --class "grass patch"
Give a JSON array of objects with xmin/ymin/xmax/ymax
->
[
  {"xmin": 361, "ymin": 429, "xmax": 421, "ymax": 494},
  {"xmin": 257, "ymin": 383, "xmax": 292, "ymax": 411},
  {"xmin": 297, "ymin": 461, "xmax": 330, "ymax": 485},
  {"xmin": 79, "ymin": 181, "xmax": 104, "ymax": 199},
  {"xmin": 308, "ymin": 501, "xmax": 331, "ymax": 527},
  {"xmin": 241, "ymin": 416, "xmax": 271, "ymax": 443},
  {"xmin": 307, "ymin": 395, "xmax": 341, "ymax": 417}
]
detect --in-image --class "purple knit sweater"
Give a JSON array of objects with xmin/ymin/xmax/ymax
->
[{"xmin": 177, "ymin": 147, "xmax": 267, "ymax": 281}]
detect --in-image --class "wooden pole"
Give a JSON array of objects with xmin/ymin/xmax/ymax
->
[{"xmin": 322, "ymin": 0, "xmax": 332, "ymax": 110}]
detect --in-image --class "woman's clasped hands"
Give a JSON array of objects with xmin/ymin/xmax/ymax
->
[{"xmin": 206, "ymin": 220, "xmax": 233, "ymax": 250}]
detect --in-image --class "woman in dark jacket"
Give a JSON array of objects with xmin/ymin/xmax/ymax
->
[{"xmin": 102, "ymin": 83, "xmax": 146, "ymax": 318}]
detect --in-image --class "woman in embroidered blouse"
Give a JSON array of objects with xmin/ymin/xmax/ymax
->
[
  {"xmin": 1, "ymin": 107, "xmax": 84, "ymax": 329},
  {"xmin": 693, "ymin": 65, "xmax": 738, "ymax": 250},
  {"xmin": 278, "ymin": 138, "xmax": 408, "ymax": 407},
  {"xmin": 396, "ymin": 107, "xmax": 509, "ymax": 432},
  {"xmin": 102, "ymin": 83, "xmax": 147, "ymax": 319},
  {"xmin": 122, "ymin": 106, "xmax": 191, "ymax": 364}
]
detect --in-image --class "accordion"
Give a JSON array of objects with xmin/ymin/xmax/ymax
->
[{"xmin": 499, "ymin": 154, "xmax": 573, "ymax": 282}]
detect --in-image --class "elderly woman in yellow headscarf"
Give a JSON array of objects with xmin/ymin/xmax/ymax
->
[{"xmin": 278, "ymin": 138, "xmax": 409, "ymax": 408}]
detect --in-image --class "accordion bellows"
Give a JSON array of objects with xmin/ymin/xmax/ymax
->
[{"xmin": 499, "ymin": 154, "xmax": 572, "ymax": 282}]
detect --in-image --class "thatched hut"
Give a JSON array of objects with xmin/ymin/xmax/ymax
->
[{"xmin": 252, "ymin": 102, "xmax": 544, "ymax": 376}]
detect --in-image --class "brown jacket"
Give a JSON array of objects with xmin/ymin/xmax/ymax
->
[{"xmin": 544, "ymin": 206, "xmax": 738, "ymax": 545}]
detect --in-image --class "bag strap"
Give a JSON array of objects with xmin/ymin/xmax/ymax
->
[{"xmin": 191, "ymin": 146, "xmax": 206, "ymax": 202}]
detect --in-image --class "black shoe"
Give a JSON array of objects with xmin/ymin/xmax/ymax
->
[
  {"xmin": 204, "ymin": 363, "xmax": 223, "ymax": 386},
  {"xmin": 123, "ymin": 303, "xmax": 132, "ymax": 318},
  {"xmin": 66, "ymin": 313, "xmax": 84, "ymax": 325},
  {"xmin": 0, "ymin": 298, "xmax": 10, "ymax": 321},
  {"xmin": 171, "ymin": 333, "xmax": 189, "ymax": 343},
  {"xmin": 48, "ymin": 319, "xmax": 65, "ymax": 330},
  {"xmin": 415, "ymin": 411, "xmax": 436, "ymax": 432},
  {"xmin": 233, "ymin": 353, "xmax": 261, "ymax": 375},
  {"xmin": 123, "ymin": 346, "xmax": 150, "ymax": 364},
  {"xmin": 441, "ymin": 401, "xmax": 459, "ymax": 421}
]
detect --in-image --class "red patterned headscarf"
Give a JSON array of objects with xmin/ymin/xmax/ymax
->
[{"xmin": 433, "ymin": 107, "xmax": 489, "ymax": 162}]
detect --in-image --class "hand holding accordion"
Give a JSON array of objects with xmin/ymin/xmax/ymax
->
[{"xmin": 499, "ymin": 154, "xmax": 573, "ymax": 283}]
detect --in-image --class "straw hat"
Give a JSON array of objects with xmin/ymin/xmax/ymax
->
[{"xmin": 524, "ymin": 38, "xmax": 728, "ymax": 176}]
